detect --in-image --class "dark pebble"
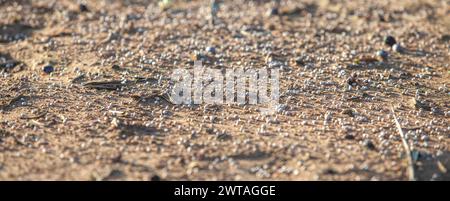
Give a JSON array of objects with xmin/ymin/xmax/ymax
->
[
  {"xmin": 79, "ymin": 3, "xmax": 89, "ymax": 12},
  {"xmin": 268, "ymin": 7, "xmax": 279, "ymax": 16},
  {"xmin": 392, "ymin": 44, "xmax": 403, "ymax": 53},
  {"xmin": 43, "ymin": 65, "xmax": 54, "ymax": 74},
  {"xmin": 150, "ymin": 174, "xmax": 161, "ymax": 181},
  {"xmin": 376, "ymin": 50, "xmax": 388, "ymax": 61},
  {"xmin": 377, "ymin": 13, "xmax": 385, "ymax": 22},
  {"xmin": 112, "ymin": 64, "xmax": 120, "ymax": 70},
  {"xmin": 440, "ymin": 34, "xmax": 450, "ymax": 42},
  {"xmin": 384, "ymin": 35, "xmax": 397, "ymax": 47},
  {"xmin": 0, "ymin": 61, "xmax": 19, "ymax": 69},
  {"xmin": 216, "ymin": 133, "xmax": 232, "ymax": 141},
  {"xmin": 294, "ymin": 57, "xmax": 304, "ymax": 66},
  {"xmin": 342, "ymin": 109, "xmax": 354, "ymax": 117},
  {"xmin": 192, "ymin": 52, "xmax": 207, "ymax": 61},
  {"xmin": 206, "ymin": 46, "xmax": 216, "ymax": 54},
  {"xmin": 363, "ymin": 139, "xmax": 376, "ymax": 150},
  {"xmin": 347, "ymin": 77, "xmax": 356, "ymax": 86},
  {"xmin": 347, "ymin": 74, "xmax": 358, "ymax": 86},
  {"xmin": 107, "ymin": 169, "xmax": 124, "ymax": 178},
  {"xmin": 321, "ymin": 168, "xmax": 338, "ymax": 175},
  {"xmin": 344, "ymin": 134, "xmax": 355, "ymax": 140}
]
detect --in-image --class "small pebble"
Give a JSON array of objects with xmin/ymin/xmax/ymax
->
[
  {"xmin": 79, "ymin": 3, "xmax": 89, "ymax": 12},
  {"xmin": 150, "ymin": 174, "xmax": 160, "ymax": 181},
  {"xmin": 267, "ymin": 7, "xmax": 279, "ymax": 16},
  {"xmin": 384, "ymin": 35, "xmax": 397, "ymax": 47},
  {"xmin": 112, "ymin": 64, "xmax": 120, "ymax": 70},
  {"xmin": 363, "ymin": 139, "xmax": 376, "ymax": 150},
  {"xmin": 294, "ymin": 57, "xmax": 304, "ymax": 66},
  {"xmin": 347, "ymin": 74, "xmax": 358, "ymax": 86},
  {"xmin": 344, "ymin": 134, "xmax": 355, "ymax": 140},
  {"xmin": 392, "ymin": 44, "xmax": 403, "ymax": 53},
  {"xmin": 321, "ymin": 168, "xmax": 338, "ymax": 175},
  {"xmin": 206, "ymin": 46, "xmax": 216, "ymax": 54},
  {"xmin": 42, "ymin": 65, "xmax": 54, "ymax": 74},
  {"xmin": 376, "ymin": 50, "xmax": 388, "ymax": 61}
]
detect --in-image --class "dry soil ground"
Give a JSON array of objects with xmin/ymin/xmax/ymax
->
[{"xmin": 0, "ymin": 0, "xmax": 449, "ymax": 180}]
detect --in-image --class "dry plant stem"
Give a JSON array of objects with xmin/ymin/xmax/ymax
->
[{"xmin": 390, "ymin": 106, "xmax": 416, "ymax": 181}]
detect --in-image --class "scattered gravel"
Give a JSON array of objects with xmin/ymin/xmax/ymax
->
[{"xmin": 0, "ymin": 0, "xmax": 448, "ymax": 181}]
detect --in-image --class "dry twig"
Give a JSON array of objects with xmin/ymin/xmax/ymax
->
[{"xmin": 390, "ymin": 105, "xmax": 416, "ymax": 181}]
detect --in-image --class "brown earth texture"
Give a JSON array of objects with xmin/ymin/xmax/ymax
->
[{"xmin": 0, "ymin": 0, "xmax": 449, "ymax": 180}]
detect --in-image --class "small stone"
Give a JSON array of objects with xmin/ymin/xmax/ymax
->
[
  {"xmin": 344, "ymin": 134, "xmax": 355, "ymax": 140},
  {"xmin": 377, "ymin": 12, "xmax": 386, "ymax": 22},
  {"xmin": 363, "ymin": 139, "xmax": 376, "ymax": 150},
  {"xmin": 216, "ymin": 133, "xmax": 232, "ymax": 141},
  {"xmin": 342, "ymin": 108, "xmax": 355, "ymax": 117},
  {"xmin": 79, "ymin": 3, "xmax": 89, "ymax": 12},
  {"xmin": 376, "ymin": 50, "xmax": 388, "ymax": 61},
  {"xmin": 107, "ymin": 169, "xmax": 124, "ymax": 179},
  {"xmin": 384, "ymin": 35, "xmax": 397, "ymax": 47},
  {"xmin": 267, "ymin": 7, "xmax": 279, "ymax": 16},
  {"xmin": 150, "ymin": 174, "xmax": 161, "ymax": 181},
  {"xmin": 42, "ymin": 65, "xmax": 54, "ymax": 74},
  {"xmin": 162, "ymin": 110, "xmax": 171, "ymax": 116},
  {"xmin": 206, "ymin": 46, "xmax": 216, "ymax": 54},
  {"xmin": 440, "ymin": 34, "xmax": 450, "ymax": 42},
  {"xmin": 293, "ymin": 57, "xmax": 304, "ymax": 66},
  {"xmin": 421, "ymin": 135, "xmax": 430, "ymax": 141},
  {"xmin": 324, "ymin": 112, "xmax": 332, "ymax": 122},
  {"xmin": 112, "ymin": 64, "xmax": 120, "ymax": 70},
  {"xmin": 392, "ymin": 44, "xmax": 403, "ymax": 53},
  {"xmin": 409, "ymin": 97, "xmax": 431, "ymax": 111},
  {"xmin": 346, "ymin": 74, "xmax": 358, "ymax": 86},
  {"xmin": 321, "ymin": 167, "xmax": 338, "ymax": 175},
  {"xmin": 191, "ymin": 52, "xmax": 206, "ymax": 61}
]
